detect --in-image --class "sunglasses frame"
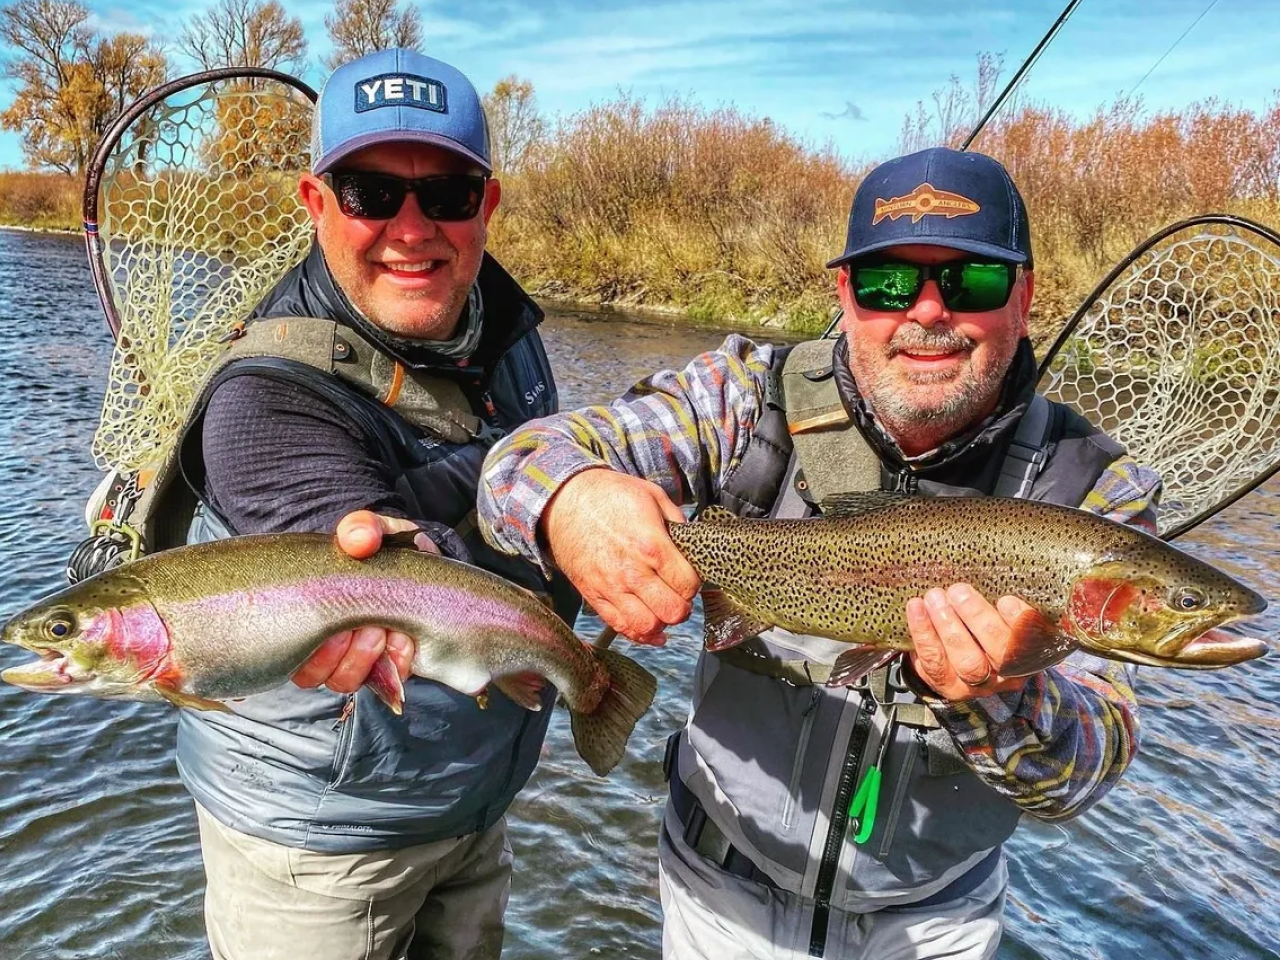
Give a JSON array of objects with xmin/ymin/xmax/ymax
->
[
  {"xmin": 849, "ymin": 258, "xmax": 1020, "ymax": 313},
  {"xmin": 322, "ymin": 170, "xmax": 489, "ymax": 222}
]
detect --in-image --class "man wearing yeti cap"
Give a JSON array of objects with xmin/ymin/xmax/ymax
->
[
  {"xmin": 172, "ymin": 48, "xmax": 577, "ymax": 960},
  {"xmin": 474, "ymin": 145, "xmax": 1159, "ymax": 958}
]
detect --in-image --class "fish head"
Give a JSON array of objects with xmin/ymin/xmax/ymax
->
[
  {"xmin": 1, "ymin": 573, "xmax": 173, "ymax": 701},
  {"xmin": 1065, "ymin": 550, "xmax": 1269, "ymax": 669}
]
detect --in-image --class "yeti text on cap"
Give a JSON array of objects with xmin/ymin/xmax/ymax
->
[{"xmin": 354, "ymin": 73, "xmax": 447, "ymax": 114}]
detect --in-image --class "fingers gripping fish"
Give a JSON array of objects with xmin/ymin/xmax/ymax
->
[
  {"xmin": 1, "ymin": 534, "xmax": 657, "ymax": 777},
  {"xmin": 667, "ymin": 494, "xmax": 1269, "ymax": 687}
]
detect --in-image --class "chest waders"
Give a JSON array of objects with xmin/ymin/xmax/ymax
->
[{"xmin": 667, "ymin": 339, "xmax": 1104, "ymax": 958}]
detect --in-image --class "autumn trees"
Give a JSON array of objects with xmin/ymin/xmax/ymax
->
[
  {"xmin": 0, "ymin": 0, "xmax": 166, "ymax": 174},
  {"xmin": 0, "ymin": 0, "xmax": 533, "ymax": 179}
]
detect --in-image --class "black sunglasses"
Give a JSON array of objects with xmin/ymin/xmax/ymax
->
[
  {"xmin": 323, "ymin": 171, "xmax": 487, "ymax": 221},
  {"xmin": 850, "ymin": 259, "xmax": 1019, "ymax": 313}
]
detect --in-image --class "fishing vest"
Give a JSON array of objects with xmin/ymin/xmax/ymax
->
[
  {"xmin": 170, "ymin": 294, "xmax": 578, "ymax": 853},
  {"xmin": 671, "ymin": 337, "xmax": 1126, "ymax": 916}
]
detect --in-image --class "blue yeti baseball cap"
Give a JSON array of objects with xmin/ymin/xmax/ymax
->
[
  {"xmin": 311, "ymin": 48, "xmax": 491, "ymax": 175},
  {"xmin": 827, "ymin": 147, "xmax": 1032, "ymax": 268}
]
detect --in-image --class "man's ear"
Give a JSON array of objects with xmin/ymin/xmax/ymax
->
[
  {"xmin": 835, "ymin": 265, "xmax": 855, "ymax": 313},
  {"xmin": 298, "ymin": 172, "xmax": 327, "ymax": 226},
  {"xmin": 1017, "ymin": 269, "xmax": 1034, "ymax": 337},
  {"xmin": 482, "ymin": 177, "xmax": 502, "ymax": 225}
]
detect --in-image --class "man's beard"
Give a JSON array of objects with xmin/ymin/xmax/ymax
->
[{"xmin": 859, "ymin": 324, "xmax": 1014, "ymax": 437}]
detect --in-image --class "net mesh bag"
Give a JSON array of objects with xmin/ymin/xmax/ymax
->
[
  {"xmin": 92, "ymin": 77, "xmax": 315, "ymax": 473},
  {"xmin": 1039, "ymin": 220, "xmax": 1280, "ymax": 537}
]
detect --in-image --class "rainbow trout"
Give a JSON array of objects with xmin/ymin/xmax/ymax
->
[
  {"xmin": 1, "ymin": 534, "xmax": 657, "ymax": 777},
  {"xmin": 667, "ymin": 494, "xmax": 1269, "ymax": 685}
]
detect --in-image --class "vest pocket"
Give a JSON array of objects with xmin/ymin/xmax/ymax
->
[
  {"xmin": 780, "ymin": 691, "xmax": 821, "ymax": 830},
  {"xmin": 876, "ymin": 729, "xmax": 918, "ymax": 858},
  {"xmin": 328, "ymin": 695, "xmax": 358, "ymax": 786}
]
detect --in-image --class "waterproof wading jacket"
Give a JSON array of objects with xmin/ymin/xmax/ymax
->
[
  {"xmin": 175, "ymin": 245, "xmax": 573, "ymax": 852},
  {"xmin": 477, "ymin": 333, "xmax": 1153, "ymax": 913},
  {"xmin": 678, "ymin": 337, "xmax": 1131, "ymax": 909}
]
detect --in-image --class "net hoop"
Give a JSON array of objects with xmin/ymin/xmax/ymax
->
[
  {"xmin": 84, "ymin": 68, "xmax": 317, "ymax": 339},
  {"xmin": 1037, "ymin": 214, "xmax": 1280, "ymax": 540},
  {"xmin": 83, "ymin": 67, "xmax": 319, "ymax": 474}
]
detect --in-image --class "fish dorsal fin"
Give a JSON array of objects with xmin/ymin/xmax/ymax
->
[
  {"xmin": 701, "ymin": 588, "xmax": 770, "ymax": 652},
  {"xmin": 818, "ymin": 491, "xmax": 912, "ymax": 517}
]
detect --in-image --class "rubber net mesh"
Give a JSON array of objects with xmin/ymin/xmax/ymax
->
[
  {"xmin": 1039, "ymin": 222, "xmax": 1280, "ymax": 537},
  {"xmin": 92, "ymin": 77, "xmax": 315, "ymax": 473}
]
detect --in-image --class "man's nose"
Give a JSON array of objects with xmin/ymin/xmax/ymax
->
[
  {"xmin": 905, "ymin": 280, "xmax": 949, "ymax": 327},
  {"xmin": 384, "ymin": 192, "xmax": 440, "ymax": 244}
]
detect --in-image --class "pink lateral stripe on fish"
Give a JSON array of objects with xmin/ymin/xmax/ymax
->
[{"xmin": 1, "ymin": 534, "xmax": 657, "ymax": 777}]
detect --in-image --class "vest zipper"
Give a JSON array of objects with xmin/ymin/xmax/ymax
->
[{"xmin": 808, "ymin": 695, "xmax": 873, "ymax": 957}]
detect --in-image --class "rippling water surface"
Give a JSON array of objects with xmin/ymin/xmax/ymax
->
[{"xmin": 0, "ymin": 228, "xmax": 1276, "ymax": 960}]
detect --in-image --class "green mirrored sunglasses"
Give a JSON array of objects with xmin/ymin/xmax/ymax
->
[{"xmin": 852, "ymin": 260, "xmax": 1019, "ymax": 313}]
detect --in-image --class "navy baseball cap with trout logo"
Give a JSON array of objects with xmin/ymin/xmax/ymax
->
[
  {"xmin": 311, "ymin": 48, "xmax": 491, "ymax": 174},
  {"xmin": 827, "ymin": 147, "xmax": 1032, "ymax": 268}
]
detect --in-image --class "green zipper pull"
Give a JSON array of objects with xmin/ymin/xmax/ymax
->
[{"xmin": 848, "ymin": 765, "xmax": 881, "ymax": 845}]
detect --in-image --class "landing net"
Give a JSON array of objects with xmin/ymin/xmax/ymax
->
[
  {"xmin": 1038, "ymin": 216, "xmax": 1280, "ymax": 539},
  {"xmin": 89, "ymin": 73, "xmax": 315, "ymax": 474}
]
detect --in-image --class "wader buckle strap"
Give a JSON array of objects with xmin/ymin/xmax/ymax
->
[{"xmin": 666, "ymin": 738, "xmax": 779, "ymax": 891}]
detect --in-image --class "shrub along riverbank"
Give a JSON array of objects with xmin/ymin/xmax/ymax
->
[{"xmin": 3, "ymin": 92, "xmax": 1277, "ymax": 341}]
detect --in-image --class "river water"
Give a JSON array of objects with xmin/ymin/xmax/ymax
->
[{"xmin": 0, "ymin": 227, "xmax": 1276, "ymax": 960}]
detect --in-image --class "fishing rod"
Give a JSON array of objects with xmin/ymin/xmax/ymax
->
[{"xmin": 960, "ymin": 0, "xmax": 1085, "ymax": 151}]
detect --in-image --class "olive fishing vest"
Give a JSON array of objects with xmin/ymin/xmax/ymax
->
[
  {"xmin": 172, "ymin": 307, "xmax": 577, "ymax": 853},
  {"xmin": 672, "ymin": 338, "xmax": 1126, "ymax": 914}
]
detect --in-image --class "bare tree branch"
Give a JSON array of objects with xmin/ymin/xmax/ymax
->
[
  {"xmin": 324, "ymin": 0, "xmax": 422, "ymax": 69},
  {"xmin": 180, "ymin": 0, "xmax": 308, "ymax": 73}
]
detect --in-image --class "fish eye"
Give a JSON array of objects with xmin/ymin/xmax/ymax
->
[
  {"xmin": 43, "ymin": 611, "xmax": 77, "ymax": 640},
  {"xmin": 1170, "ymin": 587, "xmax": 1208, "ymax": 611}
]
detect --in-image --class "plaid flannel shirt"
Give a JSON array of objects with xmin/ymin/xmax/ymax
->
[{"xmin": 479, "ymin": 334, "xmax": 1161, "ymax": 822}]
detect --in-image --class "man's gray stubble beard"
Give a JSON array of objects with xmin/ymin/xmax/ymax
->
[{"xmin": 864, "ymin": 326, "xmax": 1012, "ymax": 434}]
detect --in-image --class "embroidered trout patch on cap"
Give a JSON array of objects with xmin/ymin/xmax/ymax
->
[
  {"xmin": 354, "ymin": 74, "xmax": 447, "ymax": 113},
  {"xmin": 872, "ymin": 183, "xmax": 980, "ymax": 225}
]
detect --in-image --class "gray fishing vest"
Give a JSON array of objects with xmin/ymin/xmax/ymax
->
[
  {"xmin": 171, "ymin": 315, "xmax": 576, "ymax": 852},
  {"xmin": 673, "ymin": 338, "xmax": 1126, "ymax": 911}
]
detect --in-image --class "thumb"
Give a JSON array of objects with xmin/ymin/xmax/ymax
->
[
  {"xmin": 648, "ymin": 484, "xmax": 687, "ymax": 525},
  {"xmin": 335, "ymin": 510, "xmax": 384, "ymax": 559}
]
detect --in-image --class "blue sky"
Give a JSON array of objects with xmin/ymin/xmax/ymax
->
[{"xmin": 1, "ymin": 0, "xmax": 1277, "ymax": 170}]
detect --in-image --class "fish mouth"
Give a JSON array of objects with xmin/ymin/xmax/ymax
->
[
  {"xmin": 1108, "ymin": 627, "xmax": 1269, "ymax": 669},
  {"xmin": 1, "ymin": 651, "xmax": 79, "ymax": 690}
]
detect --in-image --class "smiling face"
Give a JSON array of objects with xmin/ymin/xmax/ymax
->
[
  {"xmin": 837, "ymin": 243, "xmax": 1032, "ymax": 456},
  {"xmin": 299, "ymin": 142, "xmax": 502, "ymax": 341}
]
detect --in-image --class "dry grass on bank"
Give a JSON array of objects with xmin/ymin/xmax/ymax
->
[{"xmin": 3, "ymin": 93, "xmax": 1278, "ymax": 339}]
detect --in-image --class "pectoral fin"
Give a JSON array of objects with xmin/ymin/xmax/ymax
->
[
  {"xmin": 155, "ymin": 686, "xmax": 232, "ymax": 713},
  {"xmin": 701, "ymin": 589, "xmax": 771, "ymax": 652},
  {"xmin": 998, "ymin": 607, "xmax": 1079, "ymax": 677},
  {"xmin": 364, "ymin": 652, "xmax": 406, "ymax": 716},
  {"xmin": 826, "ymin": 647, "xmax": 899, "ymax": 687}
]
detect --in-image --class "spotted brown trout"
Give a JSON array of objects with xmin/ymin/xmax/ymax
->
[
  {"xmin": 666, "ymin": 493, "xmax": 1269, "ymax": 686},
  {"xmin": 1, "ymin": 534, "xmax": 657, "ymax": 776}
]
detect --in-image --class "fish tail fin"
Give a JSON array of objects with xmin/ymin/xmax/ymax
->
[
  {"xmin": 364, "ymin": 652, "xmax": 405, "ymax": 716},
  {"xmin": 702, "ymin": 588, "xmax": 771, "ymax": 651},
  {"xmin": 569, "ymin": 648, "xmax": 658, "ymax": 777}
]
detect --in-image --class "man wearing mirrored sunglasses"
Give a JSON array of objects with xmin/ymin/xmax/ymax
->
[
  {"xmin": 474, "ymin": 146, "xmax": 1161, "ymax": 958},
  {"xmin": 166, "ymin": 48, "xmax": 577, "ymax": 960}
]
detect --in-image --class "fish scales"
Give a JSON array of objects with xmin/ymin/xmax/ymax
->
[
  {"xmin": 1, "ymin": 533, "xmax": 659, "ymax": 776},
  {"xmin": 666, "ymin": 495, "xmax": 1268, "ymax": 676}
]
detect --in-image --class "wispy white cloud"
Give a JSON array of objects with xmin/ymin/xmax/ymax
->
[{"xmin": 0, "ymin": 0, "xmax": 1275, "ymax": 171}]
